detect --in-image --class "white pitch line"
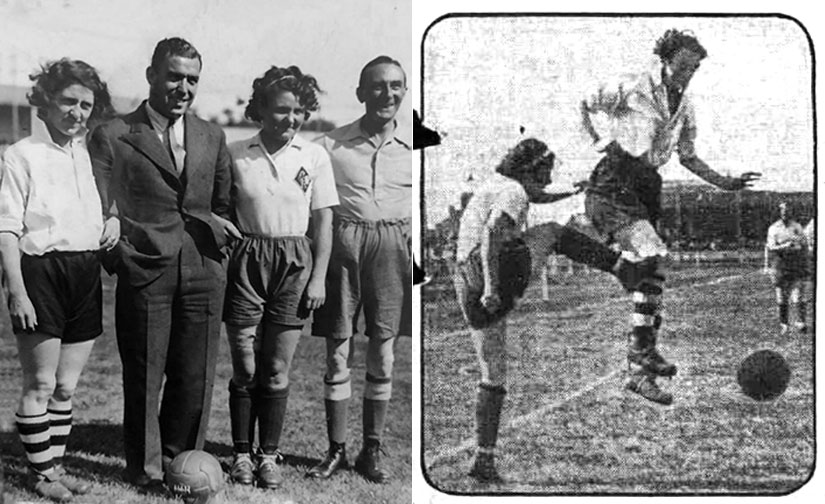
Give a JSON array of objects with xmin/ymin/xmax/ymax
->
[
  {"xmin": 425, "ymin": 369, "xmax": 622, "ymax": 467},
  {"xmin": 424, "ymin": 271, "xmax": 756, "ymax": 468}
]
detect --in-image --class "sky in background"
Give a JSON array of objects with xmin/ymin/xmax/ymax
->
[
  {"xmin": 0, "ymin": 0, "xmax": 411, "ymax": 126},
  {"xmin": 420, "ymin": 15, "xmax": 815, "ymax": 224}
]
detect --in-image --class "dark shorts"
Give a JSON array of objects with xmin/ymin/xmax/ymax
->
[
  {"xmin": 585, "ymin": 143, "xmax": 663, "ymax": 237},
  {"xmin": 312, "ymin": 217, "xmax": 411, "ymax": 340},
  {"xmin": 223, "ymin": 235, "xmax": 313, "ymax": 327},
  {"xmin": 770, "ymin": 249, "xmax": 810, "ymax": 287},
  {"xmin": 16, "ymin": 250, "xmax": 102, "ymax": 342},
  {"xmin": 453, "ymin": 240, "xmax": 531, "ymax": 330}
]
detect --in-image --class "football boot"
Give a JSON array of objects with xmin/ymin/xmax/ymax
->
[
  {"xmin": 256, "ymin": 450, "xmax": 284, "ymax": 489},
  {"xmin": 627, "ymin": 346, "xmax": 677, "ymax": 377},
  {"xmin": 30, "ymin": 472, "xmax": 73, "ymax": 503},
  {"xmin": 468, "ymin": 452, "xmax": 502, "ymax": 483},
  {"xmin": 354, "ymin": 440, "xmax": 389, "ymax": 484},
  {"xmin": 229, "ymin": 452, "xmax": 255, "ymax": 486},
  {"xmin": 53, "ymin": 465, "xmax": 90, "ymax": 495},
  {"xmin": 306, "ymin": 442, "xmax": 348, "ymax": 479},
  {"xmin": 625, "ymin": 371, "xmax": 673, "ymax": 406}
]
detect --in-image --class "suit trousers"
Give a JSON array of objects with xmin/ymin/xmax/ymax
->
[{"xmin": 115, "ymin": 229, "xmax": 225, "ymax": 480}]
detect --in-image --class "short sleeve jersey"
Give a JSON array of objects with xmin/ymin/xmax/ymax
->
[
  {"xmin": 455, "ymin": 173, "xmax": 529, "ymax": 262},
  {"xmin": 228, "ymin": 133, "xmax": 339, "ymax": 237}
]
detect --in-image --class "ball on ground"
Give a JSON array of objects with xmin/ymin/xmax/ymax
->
[
  {"xmin": 737, "ymin": 349, "xmax": 791, "ymax": 401},
  {"xmin": 165, "ymin": 450, "xmax": 225, "ymax": 504}
]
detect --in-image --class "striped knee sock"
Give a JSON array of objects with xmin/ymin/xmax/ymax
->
[
  {"xmin": 631, "ymin": 277, "xmax": 663, "ymax": 350},
  {"xmin": 16, "ymin": 412, "xmax": 53, "ymax": 476},
  {"xmin": 48, "ymin": 407, "xmax": 73, "ymax": 467}
]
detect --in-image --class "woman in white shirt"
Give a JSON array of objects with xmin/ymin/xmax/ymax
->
[
  {"xmin": 0, "ymin": 58, "xmax": 118, "ymax": 502},
  {"xmin": 223, "ymin": 65, "xmax": 337, "ymax": 489}
]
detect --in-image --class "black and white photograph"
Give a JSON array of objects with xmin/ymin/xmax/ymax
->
[
  {"xmin": 0, "ymin": 1, "xmax": 412, "ymax": 503},
  {"xmin": 417, "ymin": 8, "xmax": 817, "ymax": 499}
]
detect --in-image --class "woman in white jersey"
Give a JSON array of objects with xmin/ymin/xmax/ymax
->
[
  {"xmin": 0, "ymin": 58, "xmax": 116, "ymax": 502},
  {"xmin": 222, "ymin": 65, "xmax": 338, "ymax": 490}
]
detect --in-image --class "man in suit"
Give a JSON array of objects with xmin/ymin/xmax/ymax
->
[{"xmin": 88, "ymin": 37, "xmax": 240, "ymax": 488}]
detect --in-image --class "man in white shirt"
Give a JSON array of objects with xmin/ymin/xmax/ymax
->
[{"xmin": 766, "ymin": 202, "xmax": 808, "ymax": 334}]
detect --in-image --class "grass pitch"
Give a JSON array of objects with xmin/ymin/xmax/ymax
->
[
  {"xmin": 422, "ymin": 262, "xmax": 814, "ymax": 495},
  {"xmin": 0, "ymin": 274, "xmax": 411, "ymax": 504}
]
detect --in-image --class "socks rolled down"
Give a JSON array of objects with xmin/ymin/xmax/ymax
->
[{"xmin": 16, "ymin": 412, "xmax": 53, "ymax": 477}]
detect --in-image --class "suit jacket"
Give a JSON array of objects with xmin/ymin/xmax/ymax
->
[{"xmin": 88, "ymin": 102, "xmax": 232, "ymax": 287}]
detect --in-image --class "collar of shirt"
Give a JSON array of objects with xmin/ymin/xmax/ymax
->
[
  {"xmin": 246, "ymin": 132, "xmax": 307, "ymax": 174},
  {"xmin": 145, "ymin": 101, "xmax": 185, "ymax": 145},
  {"xmin": 31, "ymin": 116, "xmax": 87, "ymax": 153},
  {"xmin": 338, "ymin": 116, "xmax": 412, "ymax": 150}
]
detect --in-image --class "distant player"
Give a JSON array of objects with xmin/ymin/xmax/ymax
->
[
  {"xmin": 766, "ymin": 202, "xmax": 808, "ymax": 334},
  {"xmin": 569, "ymin": 28, "xmax": 760, "ymax": 404},
  {"xmin": 454, "ymin": 138, "xmax": 654, "ymax": 483}
]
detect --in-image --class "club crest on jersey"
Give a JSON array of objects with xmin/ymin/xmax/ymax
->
[{"xmin": 295, "ymin": 167, "xmax": 310, "ymax": 192}]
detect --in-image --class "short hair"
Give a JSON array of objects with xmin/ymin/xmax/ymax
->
[
  {"xmin": 150, "ymin": 37, "xmax": 202, "ymax": 70},
  {"xmin": 495, "ymin": 138, "xmax": 555, "ymax": 180},
  {"xmin": 358, "ymin": 55, "xmax": 406, "ymax": 89},
  {"xmin": 244, "ymin": 65, "xmax": 322, "ymax": 123},
  {"xmin": 653, "ymin": 29, "xmax": 708, "ymax": 62},
  {"xmin": 28, "ymin": 58, "xmax": 113, "ymax": 121}
]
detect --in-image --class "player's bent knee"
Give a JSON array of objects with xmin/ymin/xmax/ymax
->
[{"xmin": 51, "ymin": 383, "xmax": 77, "ymax": 403}]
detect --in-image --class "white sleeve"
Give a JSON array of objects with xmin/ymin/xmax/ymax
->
[{"xmin": 0, "ymin": 150, "xmax": 28, "ymax": 237}]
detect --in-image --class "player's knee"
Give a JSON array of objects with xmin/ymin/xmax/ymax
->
[
  {"xmin": 51, "ymin": 382, "xmax": 77, "ymax": 403},
  {"xmin": 231, "ymin": 369, "xmax": 256, "ymax": 388},
  {"xmin": 258, "ymin": 359, "xmax": 290, "ymax": 391},
  {"xmin": 23, "ymin": 374, "xmax": 57, "ymax": 406}
]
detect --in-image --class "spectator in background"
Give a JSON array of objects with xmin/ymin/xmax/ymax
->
[
  {"xmin": 766, "ymin": 202, "xmax": 808, "ymax": 334},
  {"xmin": 0, "ymin": 58, "xmax": 116, "ymax": 502}
]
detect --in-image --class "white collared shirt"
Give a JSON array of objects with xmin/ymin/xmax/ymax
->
[
  {"xmin": 228, "ymin": 133, "xmax": 338, "ymax": 237},
  {"xmin": 0, "ymin": 119, "xmax": 103, "ymax": 255},
  {"xmin": 455, "ymin": 173, "xmax": 529, "ymax": 262},
  {"xmin": 583, "ymin": 66, "xmax": 698, "ymax": 167},
  {"xmin": 318, "ymin": 117, "xmax": 412, "ymax": 221},
  {"xmin": 766, "ymin": 219, "xmax": 805, "ymax": 251},
  {"xmin": 145, "ymin": 101, "xmax": 186, "ymax": 167}
]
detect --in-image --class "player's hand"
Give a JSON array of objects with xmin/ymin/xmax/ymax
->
[
  {"xmin": 211, "ymin": 213, "xmax": 243, "ymax": 241},
  {"xmin": 303, "ymin": 277, "xmax": 326, "ymax": 311},
  {"xmin": 728, "ymin": 172, "xmax": 761, "ymax": 190},
  {"xmin": 480, "ymin": 292, "xmax": 502, "ymax": 313},
  {"xmin": 573, "ymin": 180, "xmax": 589, "ymax": 193},
  {"xmin": 7, "ymin": 291, "xmax": 37, "ymax": 331},
  {"xmin": 99, "ymin": 216, "xmax": 120, "ymax": 251}
]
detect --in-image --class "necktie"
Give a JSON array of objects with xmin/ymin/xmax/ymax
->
[{"xmin": 165, "ymin": 118, "xmax": 185, "ymax": 174}]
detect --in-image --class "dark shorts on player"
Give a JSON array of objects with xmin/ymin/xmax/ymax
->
[
  {"xmin": 453, "ymin": 240, "xmax": 531, "ymax": 330},
  {"xmin": 312, "ymin": 217, "xmax": 411, "ymax": 340},
  {"xmin": 770, "ymin": 249, "xmax": 810, "ymax": 287},
  {"xmin": 223, "ymin": 235, "xmax": 313, "ymax": 327},
  {"xmin": 585, "ymin": 143, "xmax": 663, "ymax": 237},
  {"xmin": 16, "ymin": 250, "xmax": 102, "ymax": 342}
]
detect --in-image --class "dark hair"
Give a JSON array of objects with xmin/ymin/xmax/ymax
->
[
  {"xmin": 150, "ymin": 37, "xmax": 202, "ymax": 70},
  {"xmin": 654, "ymin": 29, "xmax": 708, "ymax": 62},
  {"xmin": 495, "ymin": 138, "xmax": 555, "ymax": 179},
  {"xmin": 358, "ymin": 55, "xmax": 406, "ymax": 89},
  {"xmin": 243, "ymin": 65, "xmax": 322, "ymax": 123},
  {"xmin": 28, "ymin": 58, "xmax": 113, "ymax": 120}
]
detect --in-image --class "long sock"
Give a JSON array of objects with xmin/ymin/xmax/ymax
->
[
  {"xmin": 229, "ymin": 380, "xmax": 253, "ymax": 453},
  {"xmin": 554, "ymin": 227, "xmax": 620, "ymax": 273},
  {"xmin": 258, "ymin": 386, "xmax": 289, "ymax": 454},
  {"xmin": 797, "ymin": 302, "xmax": 807, "ymax": 325},
  {"xmin": 631, "ymin": 277, "xmax": 663, "ymax": 351},
  {"xmin": 779, "ymin": 302, "xmax": 789, "ymax": 325},
  {"xmin": 324, "ymin": 399, "xmax": 350, "ymax": 445},
  {"xmin": 363, "ymin": 398, "xmax": 389, "ymax": 444},
  {"xmin": 476, "ymin": 383, "xmax": 506, "ymax": 450},
  {"xmin": 16, "ymin": 412, "xmax": 53, "ymax": 477},
  {"xmin": 47, "ymin": 407, "xmax": 72, "ymax": 467}
]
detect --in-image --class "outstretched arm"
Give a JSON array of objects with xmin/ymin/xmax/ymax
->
[{"xmin": 679, "ymin": 154, "xmax": 761, "ymax": 191}]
